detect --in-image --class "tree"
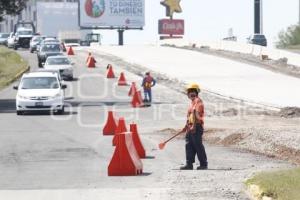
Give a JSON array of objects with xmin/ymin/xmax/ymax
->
[
  {"xmin": 277, "ymin": 24, "xmax": 300, "ymax": 48},
  {"xmin": 0, "ymin": 0, "xmax": 28, "ymax": 21}
]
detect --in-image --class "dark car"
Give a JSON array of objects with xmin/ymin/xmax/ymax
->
[
  {"xmin": 248, "ymin": 34, "xmax": 267, "ymax": 46},
  {"xmin": 36, "ymin": 37, "xmax": 60, "ymax": 52},
  {"xmin": 37, "ymin": 43, "xmax": 63, "ymax": 68}
]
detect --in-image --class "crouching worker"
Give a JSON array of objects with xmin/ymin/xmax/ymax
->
[{"xmin": 180, "ymin": 83, "xmax": 208, "ymax": 170}]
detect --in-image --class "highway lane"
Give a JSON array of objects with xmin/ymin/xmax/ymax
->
[{"xmin": 0, "ymin": 48, "xmax": 291, "ymax": 199}]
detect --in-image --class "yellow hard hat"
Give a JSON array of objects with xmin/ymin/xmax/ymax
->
[{"xmin": 186, "ymin": 83, "xmax": 201, "ymax": 93}]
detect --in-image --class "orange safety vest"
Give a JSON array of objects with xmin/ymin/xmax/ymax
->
[
  {"xmin": 144, "ymin": 76, "xmax": 153, "ymax": 89},
  {"xmin": 187, "ymin": 97, "xmax": 204, "ymax": 126}
]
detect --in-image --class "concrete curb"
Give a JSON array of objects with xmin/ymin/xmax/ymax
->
[{"xmin": 160, "ymin": 39, "xmax": 300, "ymax": 68}]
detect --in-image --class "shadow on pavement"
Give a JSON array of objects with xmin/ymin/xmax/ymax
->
[
  {"xmin": 0, "ymin": 99, "xmax": 16, "ymax": 113},
  {"xmin": 139, "ymin": 172, "xmax": 152, "ymax": 176}
]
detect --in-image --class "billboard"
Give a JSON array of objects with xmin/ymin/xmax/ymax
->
[
  {"xmin": 158, "ymin": 19, "xmax": 184, "ymax": 35},
  {"xmin": 79, "ymin": 0, "xmax": 145, "ymax": 28}
]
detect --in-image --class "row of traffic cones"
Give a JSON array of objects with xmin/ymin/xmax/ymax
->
[
  {"xmin": 106, "ymin": 63, "xmax": 144, "ymax": 107},
  {"xmin": 81, "ymin": 51, "xmax": 149, "ymax": 176},
  {"xmin": 104, "ymin": 111, "xmax": 146, "ymax": 176}
]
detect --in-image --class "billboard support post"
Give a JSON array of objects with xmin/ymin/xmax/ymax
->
[{"xmin": 118, "ymin": 29, "xmax": 124, "ymax": 45}]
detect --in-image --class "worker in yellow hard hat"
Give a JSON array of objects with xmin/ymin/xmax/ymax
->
[{"xmin": 180, "ymin": 83, "xmax": 208, "ymax": 170}]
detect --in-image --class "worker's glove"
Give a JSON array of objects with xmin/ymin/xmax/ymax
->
[{"xmin": 181, "ymin": 126, "xmax": 187, "ymax": 133}]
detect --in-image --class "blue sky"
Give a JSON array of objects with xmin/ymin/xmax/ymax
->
[{"xmin": 99, "ymin": 0, "xmax": 299, "ymax": 46}]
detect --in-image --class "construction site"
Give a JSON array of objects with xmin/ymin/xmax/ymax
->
[{"xmin": 0, "ymin": 0, "xmax": 300, "ymax": 200}]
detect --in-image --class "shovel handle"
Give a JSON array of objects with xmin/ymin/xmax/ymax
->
[{"xmin": 163, "ymin": 130, "xmax": 185, "ymax": 144}]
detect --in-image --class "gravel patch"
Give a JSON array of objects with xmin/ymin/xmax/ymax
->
[{"xmin": 278, "ymin": 107, "xmax": 300, "ymax": 118}]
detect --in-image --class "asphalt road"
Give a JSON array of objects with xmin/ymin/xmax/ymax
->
[{"xmin": 0, "ymin": 48, "xmax": 291, "ymax": 200}]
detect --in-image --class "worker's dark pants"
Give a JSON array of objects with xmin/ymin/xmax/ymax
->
[
  {"xmin": 185, "ymin": 124, "xmax": 208, "ymax": 167},
  {"xmin": 143, "ymin": 89, "xmax": 152, "ymax": 102}
]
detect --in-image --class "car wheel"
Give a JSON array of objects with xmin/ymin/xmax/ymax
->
[
  {"xmin": 38, "ymin": 62, "xmax": 43, "ymax": 68},
  {"xmin": 14, "ymin": 45, "xmax": 18, "ymax": 50},
  {"xmin": 57, "ymin": 106, "xmax": 64, "ymax": 115},
  {"xmin": 16, "ymin": 111, "xmax": 23, "ymax": 115},
  {"xmin": 30, "ymin": 49, "xmax": 33, "ymax": 53}
]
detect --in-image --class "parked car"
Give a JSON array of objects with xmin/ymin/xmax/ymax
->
[
  {"xmin": 14, "ymin": 71, "xmax": 66, "ymax": 115},
  {"xmin": 37, "ymin": 43, "xmax": 63, "ymax": 68},
  {"xmin": 7, "ymin": 32, "xmax": 16, "ymax": 48},
  {"xmin": 30, "ymin": 35, "xmax": 43, "ymax": 53},
  {"xmin": 248, "ymin": 34, "xmax": 267, "ymax": 46},
  {"xmin": 44, "ymin": 56, "xmax": 74, "ymax": 80},
  {"xmin": 0, "ymin": 32, "xmax": 10, "ymax": 45}
]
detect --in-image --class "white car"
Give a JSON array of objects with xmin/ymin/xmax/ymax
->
[
  {"xmin": 63, "ymin": 39, "xmax": 80, "ymax": 47},
  {"xmin": 7, "ymin": 32, "xmax": 16, "ymax": 48},
  {"xmin": 44, "ymin": 56, "xmax": 74, "ymax": 80},
  {"xmin": 14, "ymin": 71, "xmax": 66, "ymax": 115}
]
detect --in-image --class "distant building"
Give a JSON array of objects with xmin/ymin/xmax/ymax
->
[{"xmin": 0, "ymin": 0, "xmax": 77, "ymax": 33}]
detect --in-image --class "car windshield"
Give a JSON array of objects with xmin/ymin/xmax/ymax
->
[
  {"xmin": 46, "ymin": 57, "xmax": 70, "ymax": 65},
  {"xmin": 33, "ymin": 37, "xmax": 42, "ymax": 42},
  {"xmin": 20, "ymin": 77, "xmax": 59, "ymax": 89},
  {"xmin": 18, "ymin": 31, "xmax": 33, "ymax": 35},
  {"xmin": 254, "ymin": 35, "xmax": 265, "ymax": 39},
  {"xmin": 0, "ymin": 33, "xmax": 9, "ymax": 38},
  {"xmin": 41, "ymin": 44, "xmax": 61, "ymax": 52}
]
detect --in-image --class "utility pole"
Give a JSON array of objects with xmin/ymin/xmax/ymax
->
[{"xmin": 299, "ymin": 0, "xmax": 300, "ymax": 25}]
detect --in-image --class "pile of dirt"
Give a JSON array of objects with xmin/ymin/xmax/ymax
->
[
  {"xmin": 215, "ymin": 108, "xmax": 238, "ymax": 116},
  {"xmin": 278, "ymin": 107, "xmax": 300, "ymax": 118},
  {"xmin": 220, "ymin": 133, "xmax": 246, "ymax": 146}
]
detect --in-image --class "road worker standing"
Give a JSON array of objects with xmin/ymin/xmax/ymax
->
[
  {"xmin": 180, "ymin": 83, "xmax": 208, "ymax": 170},
  {"xmin": 141, "ymin": 72, "xmax": 156, "ymax": 103}
]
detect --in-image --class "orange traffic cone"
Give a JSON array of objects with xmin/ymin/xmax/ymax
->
[
  {"xmin": 118, "ymin": 72, "xmax": 127, "ymax": 86},
  {"xmin": 103, "ymin": 111, "xmax": 117, "ymax": 136},
  {"xmin": 87, "ymin": 56, "xmax": 96, "ymax": 68},
  {"xmin": 108, "ymin": 132, "xmax": 143, "ymax": 176},
  {"xmin": 112, "ymin": 117, "xmax": 127, "ymax": 146},
  {"xmin": 131, "ymin": 90, "xmax": 143, "ymax": 108},
  {"xmin": 130, "ymin": 123, "xmax": 146, "ymax": 158},
  {"xmin": 107, "ymin": 65, "xmax": 115, "ymax": 78},
  {"xmin": 128, "ymin": 82, "xmax": 137, "ymax": 96},
  {"xmin": 67, "ymin": 46, "xmax": 74, "ymax": 55}
]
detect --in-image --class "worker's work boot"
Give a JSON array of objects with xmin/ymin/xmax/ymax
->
[
  {"xmin": 196, "ymin": 165, "xmax": 208, "ymax": 170},
  {"xmin": 180, "ymin": 163, "xmax": 193, "ymax": 170}
]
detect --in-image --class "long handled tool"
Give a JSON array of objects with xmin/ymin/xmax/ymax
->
[{"xmin": 158, "ymin": 130, "xmax": 185, "ymax": 150}]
